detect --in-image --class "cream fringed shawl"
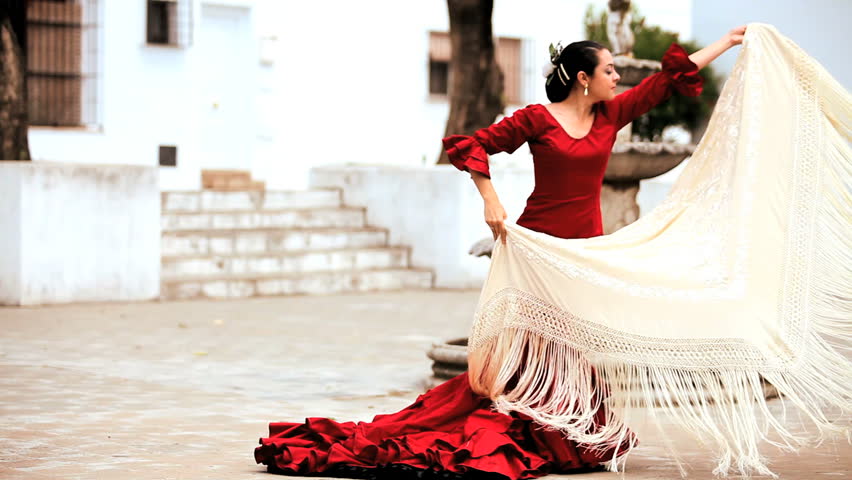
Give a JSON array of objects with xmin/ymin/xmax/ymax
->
[{"xmin": 467, "ymin": 23, "xmax": 851, "ymax": 477}]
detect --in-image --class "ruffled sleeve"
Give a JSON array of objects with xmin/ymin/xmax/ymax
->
[
  {"xmin": 661, "ymin": 43, "xmax": 703, "ymax": 96},
  {"xmin": 442, "ymin": 106, "xmax": 537, "ymax": 179},
  {"xmin": 443, "ymin": 135, "xmax": 491, "ymax": 178},
  {"xmin": 605, "ymin": 43, "xmax": 704, "ymax": 130}
]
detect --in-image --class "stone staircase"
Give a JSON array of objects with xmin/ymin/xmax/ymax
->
[{"xmin": 160, "ymin": 187, "xmax": 433, "ymax": 300}]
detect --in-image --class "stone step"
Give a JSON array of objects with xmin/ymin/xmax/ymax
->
[
  {"xmin": 160, "ymin": 268, "xmax": 434, "ymax": 300},
  {"xmin": 161, "ymin": 247, "xmax": 410, "ymax": 278},
  {"xmin": 162, "ymin": 189, "xmax": 341, "ymax": 212},
  {"xmin": 161, "ymin": 207, "xmax": 365, "ymax": 232},
  {"xmin": 161, "ymin": 227, "xmax": 388, "ymax": 256}
]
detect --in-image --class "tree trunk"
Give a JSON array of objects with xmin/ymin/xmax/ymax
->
[
  {"xmin": 0, "ymin": 1, "xmax": 31, "ymax": 161},
  {"xmin": 438, "ymin": 0, "xmax": 504, "ymax": 164}
]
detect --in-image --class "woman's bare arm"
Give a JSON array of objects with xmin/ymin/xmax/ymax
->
[
  {"xmin": 471, "ymin": 171, "xmax": 508, "ymax": 244},
  {"xmin": 688, "ymin": 25, "xmax": 746, "ymax": 70}
]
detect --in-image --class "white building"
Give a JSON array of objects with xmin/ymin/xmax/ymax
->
[
  {"xmin": 7, "ymin": 0, "xmax": 847, "ymax": 303},
  {"xmin": 24, "ymin": 0, "xmax": 698, "ymax": 189},
  {"xmin": 30, "ymin": 1, "xmax": 851, "ymax": 191},
  {"xmin": 27, "ymin": 0, "xmax": 263, "ymax": 191}
]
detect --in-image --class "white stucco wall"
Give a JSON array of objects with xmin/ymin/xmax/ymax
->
[
  {"xmin": 0, "ymin": 171, "xmax": 23, "ymax": 304},
  {"xmin": 310, "ymin": 165, "xmax": 535, "ymax": 288},
  {"xmin": 0, "ymin": 163, "xmax": 160, "ymax": 306}
]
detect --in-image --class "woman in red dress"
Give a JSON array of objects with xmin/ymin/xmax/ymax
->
[{"xmin": 255, "ymin": 27, "xmax": 746, "ymax": 480}]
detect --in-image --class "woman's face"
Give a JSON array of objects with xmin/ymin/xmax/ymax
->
[{"xmin": 587, "ymin": 49, "xmax": 620, "ymax": 101}]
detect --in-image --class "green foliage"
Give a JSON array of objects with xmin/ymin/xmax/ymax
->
[{"xmin": 583, "ymin": 5, "xmax": 721, "ymax": 141}]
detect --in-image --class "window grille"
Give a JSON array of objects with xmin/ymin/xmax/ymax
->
[
  {"xmin": 146, "ymin": 0, "xmax": 192, "ymax": 47},
  {"xmin": 428, "ymin": 31, "xmax": 523, "ymax": 105},
  {"xmin": 429, "ymin": 32, "xmax": 451, "ymax": 96},
  {"xmin": 496, "ymin": 36, "xmax": 521, "ymax": 105},
  {"xmin": 27, "ymin": 0, "xmax": 101, "ymax": 128}
]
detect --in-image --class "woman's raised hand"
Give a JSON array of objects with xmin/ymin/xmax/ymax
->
[
  {"xmin": 484, "ymin": 200, "xmax": 508, "ymax": 245},
  {"xmin": 727, "ymin": 25, "xmax": 746, "ymax": 46},
  {"xmin": 689, "ymin": 25, "xmax": 747, "ymax": 70}
]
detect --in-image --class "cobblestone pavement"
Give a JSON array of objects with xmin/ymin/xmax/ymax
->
[{"xmin": 0, "ymin": 291, "xmax": 849, "ymax": 479}]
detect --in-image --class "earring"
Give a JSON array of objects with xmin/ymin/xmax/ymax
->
[{"xmin": 584, "ymin": 85, "xmax": 589, "ymax": 96}]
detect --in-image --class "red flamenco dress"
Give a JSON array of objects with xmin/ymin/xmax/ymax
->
[{"xmin": 255, "ymin": 44, "xmax": 702, "ymax": 480}]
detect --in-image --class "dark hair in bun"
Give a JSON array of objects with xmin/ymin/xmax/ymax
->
[{"xmin": 545, "ymin": 41, "xmax": 606, "ymax": 102}]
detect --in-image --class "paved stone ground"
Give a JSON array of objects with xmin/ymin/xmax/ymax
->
[{"xmin": 0, "ymin": 291, "xmax": 848, "ymax": 480}]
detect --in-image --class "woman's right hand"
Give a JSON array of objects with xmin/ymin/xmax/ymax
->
[{"xmin": 484, "ymin": 200, "xmax": 508, "ymax": 244}]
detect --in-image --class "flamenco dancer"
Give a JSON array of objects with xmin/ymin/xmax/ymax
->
[{"xmin": 256, "ymin": 22, "xmax": 852, "ymax": 480}]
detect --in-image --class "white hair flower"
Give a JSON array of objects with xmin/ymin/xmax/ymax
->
[{"xmin": 541, "ymin": 62, "xmax": 556, "ymax": 79}]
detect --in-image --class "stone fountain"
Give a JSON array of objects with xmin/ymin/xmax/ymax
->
[
  {"xmin": 600, "ymin": 13, "xmax": 696, "ymax": 234},
  {"xmin": 600, "ymin": 0, "xmax": 697, "ymax": 233}
]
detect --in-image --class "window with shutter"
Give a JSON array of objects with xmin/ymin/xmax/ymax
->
[{"xmin": 27, "ymin": 0, "xmax": 101, "ymax": 128}]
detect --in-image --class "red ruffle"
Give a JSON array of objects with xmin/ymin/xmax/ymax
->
[
  {"xmin": 255, "ymin": 374, "xmax": 630, "ymax": 479},
  {"xmin": 661, "ymin": 43, "xmax": 704, "ymax": 97},
  {"xmin": 442, "ymin": 135, "xmax": 491, "ymax": 178}
]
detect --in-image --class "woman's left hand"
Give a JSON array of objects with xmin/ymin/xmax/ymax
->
[{"xmin": 727, "ymin": 25, "xmax": 746, "ymax": 46}]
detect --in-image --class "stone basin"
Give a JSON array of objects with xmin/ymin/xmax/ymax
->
[
  {"xmin": 614, "ymin": 56, "xmax": 661, "ymax": 85},
  {"xmin": 604, "ymin": 141, "xmax": 696, "ymax": 182},
  {"xmin": 425, "ymin": 337, "xmax": 468, "ymax": 381}
]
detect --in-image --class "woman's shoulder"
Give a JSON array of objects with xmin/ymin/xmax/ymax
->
[
  {"xmin": 504, "ymin": 103, "xmax": 550, "ymax": 125},
  {"xmin": 510, "ymin": 103, "xmax": 547, "ymax": 116},
  {"xmin": 522, "ymin": 103, "xmax": 547, "ymax": 111}
]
